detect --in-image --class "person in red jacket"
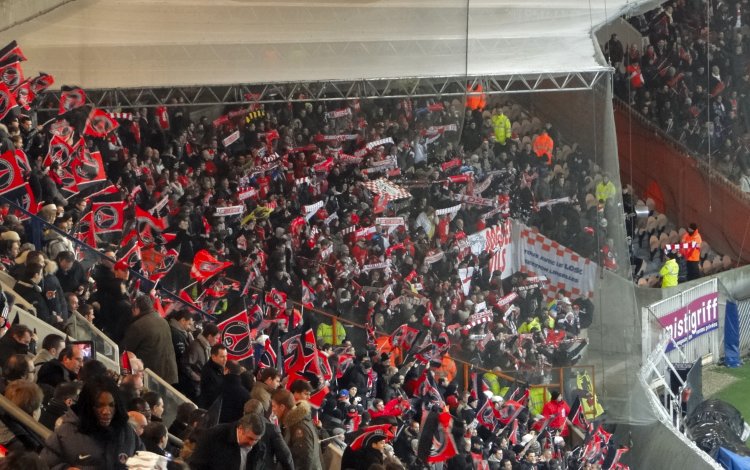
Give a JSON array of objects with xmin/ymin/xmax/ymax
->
[{"xmin": 541, "ymin": 390, "xmax": 570, "ymax": 437}]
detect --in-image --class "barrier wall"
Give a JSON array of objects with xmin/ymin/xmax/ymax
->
[{"xmin": 614, "ymin": 101, "xmax": 750, "ymax": 264}]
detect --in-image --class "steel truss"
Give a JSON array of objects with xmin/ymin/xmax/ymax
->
[{"xmin": 38, "ymin": 70, "xmax": 610, "ymax": 111}]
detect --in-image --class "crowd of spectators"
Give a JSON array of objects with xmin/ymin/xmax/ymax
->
[
  {"xmin": 608, "ymin": 0, "xmax": 750, "ymax": 190},
  {"xmin": 0, "ymin": 41, "xmax": 634, "ymax": 469}
]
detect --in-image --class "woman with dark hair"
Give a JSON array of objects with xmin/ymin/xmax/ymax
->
[{"xmin": 41, "ymin": 376, "xmax": 144, "ymax": 469}]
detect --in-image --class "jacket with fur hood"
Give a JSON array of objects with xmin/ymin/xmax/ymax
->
[{"xmin": 282, "ymin": 400, "xmax": 323, "ymax": 470}]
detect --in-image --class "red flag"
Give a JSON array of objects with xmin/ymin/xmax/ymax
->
[
  {"xmin": 350, "ymin": 424, "xmax": 394, "ymax": 451},
  {"xmin": 301, "ymin": 280, "xmax": 315, "ymax": 308},
  {"xmin": 14, "ymin": 150, "xmax": 30, "ymax": 174},
  {"xmin": 336, "ymin": 353, "xmax": 354, "ymax": 379},
  {"xmin": 0, "ymin": 83, "xmax": 18, "ymax": 120},
  {"xmin": 73, "ymin": 211, "xmax": 96, "ymax": 247},
  {"xmin": 257, "ymin": 337, "xmax": 277, "ymax": 370},
  {"xmin": 120, "ymin": 351, "xmax": 132, "ymax": 375},
  {"xmin": 91, "ymin": 201, "xmax": 125, "ymax": 233},
  {"xmin": 388, "ymin": 324, "xmax": 419, "ymax": 351},
  {"xmin": 265, "ymin": 288, "xmax": 287, "ymax": 310},
  {"xmin": 58, "ymin": 167, "xmax": 80, "ymax": 199},
  {"xmin": 3, "ymin": 183, "xmax": 36, "ymax": 220},
  {"xmin": 58, "ymin": 88, "xmax": 86, "ymax": 115},
  {"xmin": 84, "ymin": 108, "xmax": 119, "ymax": 138},
  {"xmin": 49, "ymin": 119, "xmax": 74, "ymax": 142},
  {"xmin": 190, "ymin": 249, "xmax": 232, "ymax": 281},
  {"xmin": 0, "ymin": 62, "xmax": 23, "ymax": 89},
  {"xmin": 145, "ymin": 247, "xmax": 179, "ymax": 283},
  {"xmin": 0, "ymin": 150, "xmax": 26, "ymax": 196},
  {"xmin": 117, "ymin": 243, "xmax": 142, "ymax": 270},
  {"xmin": 308, "ymin": 384, "xmax": 329, "ymax": 409},
  {"xmin": 13, "ymin": 81, "xmax": 33, "ymax": 110},
  {"xmin": 0, "ymin": 41, "xmax": 26, "ymax": 67},
  {"xmin": 70, "ymin": 145, "xmax": 107, "ymax": 187},
  {"xmin": 29, "ymin": 72, "xmax": 54, "ymax": 94},
  {"xmin": 135, "ymin": 205, "xmax": 167, "ymax": 231},
  {"xmin": 217, "ymin": 310, "xmax": 254, "ymax": 361},
  {"xmin": 476, "ymin": 399, "xmax": 500, "ymax": 430},
  {"xmin": 44, "ymin": 135, "xmax": 75, "ymax": 167}
]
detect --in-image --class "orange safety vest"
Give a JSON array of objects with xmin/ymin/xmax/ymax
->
[
  {"xmin": 681, "ymin": 230, "xmax": 702, "ymax": 262},
  {"xmin": 532, "ymin": 133, "xmax": 554, "ymax": 164},
  {"xmin": 466, "ymin": 84, "xmax": 486, "ymax": 110}
]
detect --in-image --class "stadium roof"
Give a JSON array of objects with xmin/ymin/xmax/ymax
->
[{"xmin": 3, "ymin": 0, "xmax": 660, "ymax": 90}]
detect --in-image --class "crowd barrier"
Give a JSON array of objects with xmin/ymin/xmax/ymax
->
[{"xmin": 642, "ymin": 279, "xmax": 721, "ymax": 366}]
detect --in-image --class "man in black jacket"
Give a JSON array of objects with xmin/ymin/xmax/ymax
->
[
  {"xmin": 199, "ymin": 343, "xmax": 227, "ymax": 408},
  {"xmin": 169, "ymin": 309, "xmax": 195, "ymax": 396},
  {"xmin": 218, "ymin": 361, "xmax": 250, "ymax": 424},
  {"xmin": 0, "ymin": 325, "xmax": 33, "ymax": 368},
  {"xmin": 37, "ymin": 345, "xmax": 84, "ymax": 389},
  {"xmin": 189, "ymin": 413, "xmax": 267, "ymax": 470}
]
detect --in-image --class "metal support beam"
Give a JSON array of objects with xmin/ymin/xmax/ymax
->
[{"xmin": 37, "ymin": 70, "xmax": 610, "ymax": 111}]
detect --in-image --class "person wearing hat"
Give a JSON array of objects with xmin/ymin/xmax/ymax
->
[
  {"xmin": 680, "ymin": 223, "xmax": 702, "ymax": 281},
  {"xmin": 43, "ymin": 214, "xmax": 75, "ymax": 261}
]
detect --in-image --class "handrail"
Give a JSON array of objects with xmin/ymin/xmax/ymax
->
[
  {"xmin": 143, "ymin": 368, "xmax": 194, "ymax": 406},
  {"xmin": 0, "ymin": 272, "xmax": 38, "ymax": 315},
  {"xmin": 0, "ymin": 392, "xmax": 51, "ymax": 441},
  {"xmin": 67, "ymin": 312, "xmax": 120, "ymax": 363}
]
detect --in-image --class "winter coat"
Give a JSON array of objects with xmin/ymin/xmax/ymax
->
[
  {"xmin": 341, "ymin": 446, "xmax": 384, "ymax": 470},
  {"xmin": 198, "ymin": 359, "xmax": 225, "ymax": 409},
  {"xmin": 15, "ymin": 280, "xmax": 54, "ymax": 325},
  {"xmin": 258, "ymin": 415, "xmax": 294, "ymax": 470},
  {"xmin": 0, "ymin": 334, "xmax": 29, "ymax": 370},
  {"xmin": 250, "ymin": 381, "xmax": 274, "ymax": 418},
  {"xmin": 121, "ymin": 311, "xmax": 178, "ymax": 385},
  {"xmin": 169, "ymin": 319, "xmax": 194, "ymax": 393},
  {"xmin": 282, "ymin": 400, "xmax": 323, "ymax": 470},
  {"xmin": 41, "ymin": 409, "xmax": 144, "ymax": 470},
  {"xmin": 37, "ymin": 359, "xmax": 77, "ymax": 389},
  {"xmin": 55, "ymin": 259, "xmax": 87, "ymax": 294},
  {"xmin": 188, "ymin": 421, "xmax": 271, "ymax": 470},
  {"xmin": 219, "ymin": 374, "xmax": 250, "ymax": 424},
  {"xmin": 340, "ymin": 362, "xmax": 369, "ymax": 395}
]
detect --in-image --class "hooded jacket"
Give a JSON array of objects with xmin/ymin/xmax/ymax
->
[{"xmin": 282, "ymin": 400, "xmax": 322, "ymax": 470}]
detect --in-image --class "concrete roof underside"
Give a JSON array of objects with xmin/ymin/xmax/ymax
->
[{"xmin": 1, "ymin": 0, "xmax": 661, "ymax": 90}]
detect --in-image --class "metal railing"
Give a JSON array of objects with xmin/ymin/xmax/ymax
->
[{"xmin": 65, "ymin": 312, "xmax": 119, "ymax": 365}]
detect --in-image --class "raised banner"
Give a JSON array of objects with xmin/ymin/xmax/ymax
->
[
  {"xmin": 324, "ymin": 108, "xmax": 352, "ymax": 119},
  {"xmin": 453, "ymin": 193, "xmax": 496, "ymax": 207},
  {"xmin": 375, "ymin": 217, "xmax": 405, "ymax": 227},
  {"xmin": 658, "ymin": 292, "xmax": 719, "ymax": 352},
  {"xmin": 435, "ymin": 205, "xmax": 462, "ymax": 217},
  {"xmin": 366, "ymin": 137, "xmax": 394, "ymax": 150},
  {"xmin": 517, "ymin": 227, "xmax": 597, "ymax": 300},
  {"xmin": 222, "ymin": 130, "xmax": 240, "ymax": 147},
  {"xmin": 215, "ymin": 205, "xmax": 245, "ymax": 217},
  {"xmin": 238, "ymin": 188, "xmax": 257, "ymax": 201}
]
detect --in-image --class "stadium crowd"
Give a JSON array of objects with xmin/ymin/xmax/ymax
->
[
  {"xmin": 0, "ymin": 40, "xmax": 632, "ymax": 469},
  {"xmin": 609, "ymin": 0, "xmax": 750, "ymax": 189}
]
